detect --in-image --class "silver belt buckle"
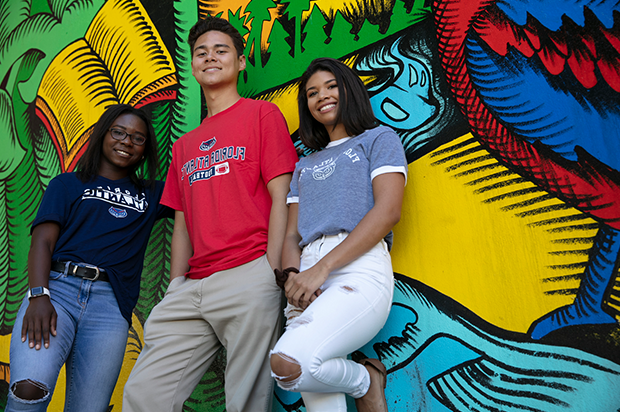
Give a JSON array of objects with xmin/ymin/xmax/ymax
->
[{"xmin": 82, "ymin": 264, "xmax": 100, "ymax": 281}]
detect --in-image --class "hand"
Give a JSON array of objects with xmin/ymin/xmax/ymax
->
[
  {"xmin": 21, "ymin": 297, "xmax": 57, "ymax": 350},
  {"xmin": 285, "ymin": 263, "xmax": 328, "ymax": 309}
]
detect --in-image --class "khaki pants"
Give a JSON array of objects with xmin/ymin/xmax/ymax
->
[{"xmin": 123, "ymin": 255, "xmax": 282, "ymax": 412}]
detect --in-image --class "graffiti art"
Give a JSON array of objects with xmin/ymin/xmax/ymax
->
[{"xmin": 1, "ymin": 0, "xmax": 618, "ymax": 410}]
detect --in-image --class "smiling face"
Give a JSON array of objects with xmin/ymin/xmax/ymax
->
[
  {"xmin": 191, "ymin": 30, "xmax": 246, "ymax": 90},
  {"xmin": 99, "ymin": 113, "xmax": 147, "ymax": 180},
  {"xmin": 305, "ymin": 70, "xmax": 349, "ymax": 141}
]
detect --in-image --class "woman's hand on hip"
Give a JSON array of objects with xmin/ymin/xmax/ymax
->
[{"xmin": 21, "ymin": 297, "xmax": 57, "ymax": 350}]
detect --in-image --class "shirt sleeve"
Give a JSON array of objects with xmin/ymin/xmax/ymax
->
[
  {"xmin": 286, "ymin": 162, "xmax": 301, "ymax": 205},
  {"xmin": 368, "ymin": 128, "xmax": 408, "ymax": 185},
  {"xmin": 259, "ymin": 103, "xmax": 299, "ymax": 183},
  {"xmin": 31, "ymin": 175, "xmax": 71, "ymax": 232},
  {"xmin": 154, "ymin": 180, "xmax": 175, "ymax": 219},
  {"xmin": 161, "ymin": 142, "xmax": 184, "ymax": 211}
]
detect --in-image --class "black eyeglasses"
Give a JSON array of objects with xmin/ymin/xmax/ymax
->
[{"xmin": 109, "ymin": 128, "xmax": 147, "ymax": 146}]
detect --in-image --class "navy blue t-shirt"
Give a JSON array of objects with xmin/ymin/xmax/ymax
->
[{"xmin": 32, "ymin": 173, "xmax": 172, "ymax": 324}]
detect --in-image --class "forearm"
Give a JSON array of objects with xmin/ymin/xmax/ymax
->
[
  {"xmin": 28, "ymin": 245, "xmax": 53, "ymax": 289},
  {"xmin": 24, "ymin": 222, "xmax": 60, "ymax": 348},
  {"xmin": 281, "ymin": 202, "xmax": 302, "ymax": 269},
  {"xmin": 266, "ymin": 173, "xmax": 292, "ymax": 270},
  {"xmin": 282, "ymin": 232, "xmax": 302, "ymax": 269},
  {"xmin": 169, "ymin": 211, "xmax": 192, "ymax": 281},
  {"xmin": 267, "ymin": 203, "xmax": 287, "ymax": 270},
  {"xmin": 28, "ymin": 223, "xmax": 60, "ymax": 288}
]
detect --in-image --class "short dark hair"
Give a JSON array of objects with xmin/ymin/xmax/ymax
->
[
  {"xmin": 298, "ymin": 58, "xmax": 378, "ymax": 150},
  {"xmin": 75, "ymin": 104, "xmax": 160, "ymax": 189},
  {"xmin": 187, "ymin": 16, "xmax": 245, "ymax": 57}
]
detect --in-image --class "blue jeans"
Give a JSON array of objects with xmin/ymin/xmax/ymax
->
[{"xmin": 6, "ymin": 267, "xmax": 129, "ymax": 412}]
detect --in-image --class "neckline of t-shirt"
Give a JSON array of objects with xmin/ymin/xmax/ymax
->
[
  {"xmin": 95, "ymin": 174, "xmax": 132, "ymax": 185},
  {"xmin": 203, "ymin": 98, "xmax": 245, "ymax": 122},
  {"xmin": 326, "ymin": 137, "xmax": 352, "ymax": 148}
]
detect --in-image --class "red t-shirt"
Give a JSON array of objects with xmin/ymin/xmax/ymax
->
[{"xmin": 162, "ymin": 98, "xmax": 298, "ymax": 279}]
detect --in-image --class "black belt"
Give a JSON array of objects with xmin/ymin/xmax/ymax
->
[{"xmin": 51, "ymin": 261, "xmax": 109, "ymax": 282}]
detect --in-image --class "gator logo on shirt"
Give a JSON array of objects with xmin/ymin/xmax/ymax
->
[
  {"xmin": 312, "ymin": 158, "xmax": 337, "ymax": 180},
  {"xmin": 200, "ymin": 138, "xmax": 217, "ymax": 151},
  {"xmin": 109, "ymin": 206, "xmax": 128, "ymax": 218}
]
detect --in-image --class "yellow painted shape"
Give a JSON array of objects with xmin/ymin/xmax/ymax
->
[
  {"xmin": 37, "ymin": 0, "xmax": 176, "ymax": 171},
  {"xmin": 204, "ymin": 0, "xmax": 357, "ymax": 21},
  {"xmin": 37, "ymin": 39, "xmax": 113, "ymax": 153},
  {"xmin": 0, "ymin": 333, "xmax": 11, "ymax": 365},
  {"xmin": 390, "ymin": 133, "xmax": 596, "ymax": 333},
  {"xmin": 259, "ymin": 54, "xmax": 373, "ymax": 135},
  {"xmin": 304, "ymin": 0, "xmax": 364, "ymax": 18},
  {"xmin": 200, "ymin": 0, "xmax": 250, "ymax": 18},
  {"xmin": 200, "ymin": 1, "xmax": 385, "ymax": 58},
  {"xmin": 85, "ymin": 0, "xmax": 175, "ymax": 105},
  {"xmin": 109, "ymin": 313, "xmax": 144, "ymax": 410},
  {"xmin": 47, "ymin": 366, "xmax": 66, "ymax": 411},
  {"xmin": 259, "ymin": 82, "xmax": 301, "ymax": 135}
]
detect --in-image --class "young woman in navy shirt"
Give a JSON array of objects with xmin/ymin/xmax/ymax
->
[{"xmin": 6, "ymin": 104, "xmax": 171, "ymax": 412}]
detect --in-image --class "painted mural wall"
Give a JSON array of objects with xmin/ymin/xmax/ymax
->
[{"xmin": 1, "ymin": 0, "xmax": 619, "ymax": 410}]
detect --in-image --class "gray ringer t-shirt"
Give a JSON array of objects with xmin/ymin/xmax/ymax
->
[{"xmin": 287, "ymin": 126, "xmax": 407, "ymax": 248}]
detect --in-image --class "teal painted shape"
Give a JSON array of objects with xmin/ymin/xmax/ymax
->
[{"xmin": 357, "ymin": 276, "xmax": 620, "ymax": 411}]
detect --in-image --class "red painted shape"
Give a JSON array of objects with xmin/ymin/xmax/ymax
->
[
  {"xmin": 35, "ymin": 107, "xmax": 65, "ymax": 173},
  {"xmin": 432, "ymin": 0, "xmax": 620, "ymax": 228},
  {"xmin": 568, "ymin": 44, "xmax": 597, "ymax": 89}
]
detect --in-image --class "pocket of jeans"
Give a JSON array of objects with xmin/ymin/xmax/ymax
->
[
  {"xmin": 164, "ymin": 276, "xmax": 185, "ymax": 296},
  {"xmin": 366, "ymin": 242, "xmax": 390, "ymax": 263},
  {"xmin": 263, "ymin": 253, "xmax": 275, "ymax": 272},
  {"xmin": 299, "ymin": 252, "xmax": 314, "ymax": 272},
  {"xmin": 300, "ymin": 245, "xmax": 309, "ymax": 260}
]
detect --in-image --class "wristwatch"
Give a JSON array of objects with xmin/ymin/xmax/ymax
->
[{"xmin": 27, "ymin": 286, "xmax": 50, "ymax": 300}]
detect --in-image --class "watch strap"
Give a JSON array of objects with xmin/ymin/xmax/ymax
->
[{"xmin": 27, "ymin": 286, "xmax": 51, "ymax": 300}]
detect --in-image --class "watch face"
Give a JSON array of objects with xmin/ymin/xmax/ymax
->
[{"xmin": 30, "ymin": 286, "xmax": 44, "ymax": 296}]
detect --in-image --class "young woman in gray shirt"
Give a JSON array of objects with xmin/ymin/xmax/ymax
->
[{"xmin": 270, "ymin": 57, "xmax": 408, "ymax": 412}]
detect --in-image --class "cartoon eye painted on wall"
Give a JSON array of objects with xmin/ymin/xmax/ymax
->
[{"xmin": 365, "ymin": 41, "xmax": 437, "ymax": 131}]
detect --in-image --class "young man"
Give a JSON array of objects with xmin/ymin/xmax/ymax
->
[{"xmin": 123, "ymin": 17, "xmax": 298, "ymax": 412}]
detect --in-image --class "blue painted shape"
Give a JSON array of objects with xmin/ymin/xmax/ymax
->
[
  {"xmin": 496, "ymin": 0, "xmax": 618, "ymax": 29},
  {"xmin": 465, "ymin": 33, "xmax": 620, "ymax": 168}
]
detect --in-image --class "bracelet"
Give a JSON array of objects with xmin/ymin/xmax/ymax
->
[{"xmin": 274, "ymin": 267, "xmax": 299, "ymax": 290}]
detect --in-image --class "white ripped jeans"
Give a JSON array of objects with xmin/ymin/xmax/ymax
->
[{"xmin": 271, "ymin": 233, "xmax": 394, "ymax": 411}]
